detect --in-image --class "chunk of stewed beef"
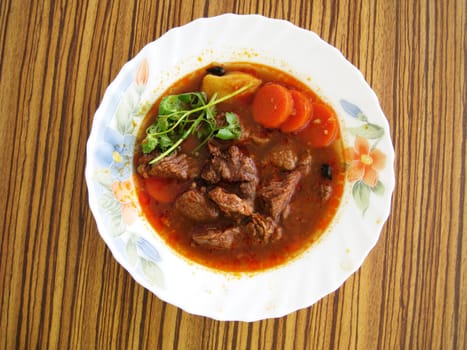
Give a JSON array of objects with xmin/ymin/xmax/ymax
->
[
  {"xmin": 174, "ymin": 188, "xmax": 219, "ymax": 222},
  {"xmin": 201, "ymin": 144, "xmax": 258, "ymax": 184},
  {"xmin": 245, "ymin": 213, "xmax": 283, "ymax": 244},
  {"xmin": 137, "ymin": 152, "xmax": 201, "ymax": 180},
  {"xmin": 208, "ymin": 187, "xmax": 254, "ymax": 218},
  {"xmin": 257, "ymin": 170, "xmax": 302, "ymax": 220},
  {"xmin": 238, "ymin": 181, "xmax": 258, "ymax": 200},
  {"xmin": 262, "ymin": 142, "xmax": 298, "ymax": 171},
  {"xmin": 297, "ymin": 150, "xmax": 312, "ymax": 176},
  {"xmin": 192, "ymin": 227, "xmax": 241, "ymax": 249},
  {"xmin": 237, "ymin": 119, "xmax": 271, "ymax": 145}
]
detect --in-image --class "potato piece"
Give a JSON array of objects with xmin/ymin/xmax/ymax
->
[{"xmin": 201, "ymin": 72, "xmax": 262, "ymax": 100}]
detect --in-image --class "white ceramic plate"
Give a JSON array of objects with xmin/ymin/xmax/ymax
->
[{"xmin": 85, "ymin": 14, "xmax": 395, "ymax": 321}]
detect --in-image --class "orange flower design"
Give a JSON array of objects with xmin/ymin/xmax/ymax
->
[
  {"xmin": 112, "ymin": 178, "xmax": 139, "ymax": 225},
  {"xmin": 345, "ymin": 136, "xmax": 386, "ymax": 187},
  {"xmin": 135, "ymin": 58, "xmax": 149, "ymax": 86}
]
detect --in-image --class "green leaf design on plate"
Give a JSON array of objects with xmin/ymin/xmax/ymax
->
[
  {"xmin": 98, "ymin": 190, "xmax": 120, "ymax": 213},
  {"xmin": 94, "ymin": 169, "xmax": 114, "ymax": 188},
  {"xmin": 352, "ymin": 181, "xmax": 371, "ymax": 214},
  {"xmin": 108, "ymin": 213, "xmax": 125, "ymax": 237},
  {"xmin": 126, "ymin": 238, "xmax": 138, "ymax": 267},
  {"xmin": 371, "ymin": 180, "xmax": 385, "ymax": 196},
  {"xmin": 348, "ymin": 123, "xmax": 384, "ymax": 139},
  {"xmin": 140, "ymin": 258, "xmax": 164, "ymax": 287},
  {"xmin": 115, "ymin": 88, "xmax": 140, "ymax": 135},
  {"xmin": 357, "ymin": 114, "xmax": 368, "ymax": 123}
]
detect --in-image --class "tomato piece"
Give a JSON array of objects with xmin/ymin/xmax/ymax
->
[
  {"xmin": 280, "ymin": 90, "xmax": 313, "ymax": 132},
  {"xmin": 252, "ymin": 83, "xmax": 293, "ymax": 128},
  {"xmin": 299, "ymin": 103, "xmax": 339, "ymax": 148},
  {"xmin": 144, "ymin": 177, "xmax": 184, "ymax": 203}
]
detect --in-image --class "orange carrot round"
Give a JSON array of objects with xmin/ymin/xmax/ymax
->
[
  {"xmin": 280, "ymin": 90, "xmax": 312, "ymax": 132},
  {"xmin": 252, "ymin": 83, "xmax": 293, "ymax": 128},
  {"xmin": 299, "ymin": 103, "xmax": 339, "ymax": 148}
]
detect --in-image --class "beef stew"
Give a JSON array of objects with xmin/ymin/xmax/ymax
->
[{"xmin": 134, "ymin": 62, "xmax": 345, "ymax": 272}]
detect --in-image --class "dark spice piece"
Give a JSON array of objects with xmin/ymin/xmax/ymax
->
[
  {"xmin": 321, "ymin": 163, "xmax": 333, "ymax": 180},
  {"xmin": 206, "ymin": 65, "xmax": 226, "ymax": 76}
]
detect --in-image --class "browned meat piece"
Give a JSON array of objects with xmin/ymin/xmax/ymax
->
[
  {"xmin": 297, "ymin": 150, "xmax": 312, "ymax": 176},
  {"xmin": 208, "ymin": 187, "xmax": 254, "ymax": 218},
  {"xmin": 238, "ymin": 119, "xmax": 271, "ymax": 145},
  {"xmin": 137, "ymin": 153, "xmax": 201, "ymax": 180},
  {"xmin": 257, "ymin": 170, "xmax": 302, "ymax": 220},
  {"xmin": 201, "ymin": 144, "xmax": 258, "ymax": 184},
  {"xmin": 281, "ymin": 204, "xmax": 291, "ymax": 220},
  {"xmin": 192, "ymin": 227, "xmax": 241, "ymax": 249},
  {"xmin": 262, "ymin": 143, "xmax": 298, "ymax": 170},
  {"xmin": 136, "ymin": 154, "xmax": 155, "ymax": 177},
  {"xmin": 202, "ymin": 143, "xmax": 259, "ymax": 200},
  {"xmin": 174, "ymin": 189, "xmax": 219, "ymax": 222},
  {"xmin": 245, "ymin": 213, "xmax": 282, "ymax": 244},
  {"xmin": 206, "ymin": 141, "xmax": 222, "ymax": 156},
  {"xmin": 239, "ymin": 181, "xmax": 257, "ymax": 200}
]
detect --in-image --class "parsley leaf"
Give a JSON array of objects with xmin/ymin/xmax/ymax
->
[
  {"xmin": 215, "ymin": 112, "xmax": 241, "ymax": 140},
  {"xmin": 141, "ymin": 84, "xmax": 251, "ymax": 164}
]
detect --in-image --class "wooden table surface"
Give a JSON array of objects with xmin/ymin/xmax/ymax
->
[{"xmin": 1, "ymin": 0, "xmax": 465, "ymax": 349}]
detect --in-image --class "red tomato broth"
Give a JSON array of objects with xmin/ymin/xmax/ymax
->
[{"xmin": 134, "ymin": 62, "xmax": 345, "ymax": 272}]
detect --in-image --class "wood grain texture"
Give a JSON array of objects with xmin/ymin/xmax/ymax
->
[{"xmin": 0, "ymin": 0, "xmax": 465, "ymax": 349}]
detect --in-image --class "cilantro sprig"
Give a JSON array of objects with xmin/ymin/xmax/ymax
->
[{"xmin": 141, "ymin": 85, "xmax": 250, "ymax": 164}]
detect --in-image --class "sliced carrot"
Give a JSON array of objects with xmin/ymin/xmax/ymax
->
[
  {"xmin": 144, "ymin": 177, "xmax": 184, "ymax": 203},
  {"xmin": 280, "ymin": 90, "xmax": 313, "ymax": 132},
  {"xmin": 252, "ymin": 83, "xmax": 293, "ymax": 128},
  {"xmin": 299, "ymin": 103, "xmax": 339, "ymax": 148}
]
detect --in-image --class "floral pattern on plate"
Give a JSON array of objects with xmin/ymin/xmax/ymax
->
[
  {"xmin": 92, "ymin": 58, "xmax": 163, "ymax": 287},
  {"xmin": 340, "ymin": 99, "xmax": 387, "ymax": 214}
]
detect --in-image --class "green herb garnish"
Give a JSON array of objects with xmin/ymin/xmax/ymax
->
[{"xmin": 141, "ymin": 84, "xmax": 250, "ymax": 164}]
